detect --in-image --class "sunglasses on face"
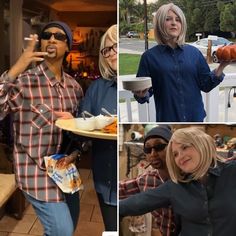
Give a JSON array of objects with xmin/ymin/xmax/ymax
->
[
  {"xmin": 41, "ymin": 31, "xmax": 67, "ymax": 41},
  {"xmin": 100, "ymin": 43, "xmax": 117, "ymax": 58},
  {"xmin": 143, "ymin": 143, "xmax": 168, "ymax": 154}
]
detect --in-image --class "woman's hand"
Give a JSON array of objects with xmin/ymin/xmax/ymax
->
[
  {"xmin": 215, "ymin": 61, "xmax": 231, "ymax": 77},
  {"xmin": 7, "ymin": 34, "xmax": 48, "ymax": 81},
  {"xmin": 133, "ymin": 88, "xmax": 149, "ymax": 98},
  {"xmin": 54, "ymin": 111, "xmax": 74, "ymax": 119}
]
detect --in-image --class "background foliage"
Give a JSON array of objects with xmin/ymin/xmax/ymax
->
[{"xmin": 119, "ymin": 0, "xmax": 236, "ymax": 40}]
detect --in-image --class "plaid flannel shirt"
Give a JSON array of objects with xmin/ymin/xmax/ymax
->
[
  {"xmin": 0, "ymin": 61, "xmax": 83, "ymax": 202},
  {"xmin": 119, "ymin": 169, "xmax": 176, "ymax": 236}
]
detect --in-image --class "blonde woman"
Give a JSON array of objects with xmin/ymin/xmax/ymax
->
[
  {"xmin": 80, "ymin": 24, "xmax": 117, "ymax": 231},
  {"xmin": 133, "ymin": 3, "xmax": 230, "ymax": 122},
  {"xmin": 120, "ymin": 127, "xmax": 236, "ymax": 236}
]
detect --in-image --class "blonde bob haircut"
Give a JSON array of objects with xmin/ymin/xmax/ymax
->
[
  {"xmin": 153, "ymin": 3, "xmax": 187, "ymax": 45},
  {"xmin": 166, "ymin": 127, "xmax": 225, "ymax": 183},
  {"xmin": 99, "ymin": 24, "xmax": 117, "ymax": 80}
]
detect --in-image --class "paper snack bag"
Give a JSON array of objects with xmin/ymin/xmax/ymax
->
[{"xmin": 44, "ymin": 154, "xmax": 83, "ymax": 193}]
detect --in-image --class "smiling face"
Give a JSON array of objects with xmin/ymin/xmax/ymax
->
[
  {"xmin": 104, "ymin": 37, "xmax": 117, "ymax": 72},
  {"xmin": 40, "ymin": 27, "xmax": 68, "ymax": 60},
  {"xmin": 144, "ymin": 137, "xmax": 168, "ymax": 170},
  {"xmin": 164, "ymin": 10, "xmax": 182, "ymax": 41},
  {"xmin": 171, "ymin": 141, "xmax": 201, "ymax": 174}
]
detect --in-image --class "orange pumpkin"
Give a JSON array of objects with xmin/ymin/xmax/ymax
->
[
  {"xmin": 230, "ymin": 45, "xmax": 236, "ymax": 59},
  {"xmin": 216, "ymin": 44, "xmax": 236, "ymax": 61}
]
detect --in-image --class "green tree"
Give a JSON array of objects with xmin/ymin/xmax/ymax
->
[
  {"xmin": 119, "ymin": 0, "xmax": 137, "ymax": 26},
  {"xmin": 203, "ymin": 6, "xmax": 220, "ymax": 33},
  {"xmin": 119, "ymin": 0, "xmax": 236, "ymax": 39},
  {"xmin": 219, "ymin": 2, "xmax": 236, "ymax": 34}
]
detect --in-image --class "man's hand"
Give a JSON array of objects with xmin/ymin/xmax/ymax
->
[
  {"xmin": 54, "ymin": 111, "xmax": 74, "ymax": 119},
  {"xmin": 56, "ymin": 150, "xmax": 80, "ymax": 169},
  {"xmin": 7, "ymin": 34, "xmax": 48, "ymax": 81}
]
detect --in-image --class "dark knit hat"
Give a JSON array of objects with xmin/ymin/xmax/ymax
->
[
  {"xmin": 144, "ymin": 125, "xmax": 172, "ymax": 145},
  {"xmin": 40, "ymin": 21, "xmax": 73, "ymax": 50}
]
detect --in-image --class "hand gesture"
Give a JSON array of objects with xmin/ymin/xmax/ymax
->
[{"xmin": 8, "ymin": 34, "xmax": 48, "ymax": 80}]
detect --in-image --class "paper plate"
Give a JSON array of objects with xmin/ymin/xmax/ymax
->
[
  {"xmin": 122, "ymin": 77, "xmax": 152, "ymax": 91},
  {"xmin": 55, "ymin": 119, "xmax": 117, "ymax": 140}
]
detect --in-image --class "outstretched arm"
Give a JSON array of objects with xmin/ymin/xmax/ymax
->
[{"xmin": 120, "ymin": 182, "xmax": 171, "ymax": 217}]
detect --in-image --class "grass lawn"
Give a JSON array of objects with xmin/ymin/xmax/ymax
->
[{"xmin": 119, "ymin": 53, "xmax": 141, "ymax": 75}]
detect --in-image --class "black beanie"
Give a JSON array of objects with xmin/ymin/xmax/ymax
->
[
  {"xmin": 40, "ymin": 21, "xmax": 73, "ymax": 50},
  {"xmin": 144, "ymin": 125, "xmax": 172, "ymax": 145}
]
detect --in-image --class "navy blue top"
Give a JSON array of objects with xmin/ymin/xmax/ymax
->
[
  {"xmin": 80, "ymin": 78, "xmax": 117, "ymax": 206},
  {"xmin": 120, "ymin": 161, "xmax": 236, "ymax": 236},
  {"xmin": 136, "ymin": 44, "xmax": 224, "ymax": 122}
]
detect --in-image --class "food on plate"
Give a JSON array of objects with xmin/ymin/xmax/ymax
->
[
  {"xmin": 95, "ymin": 114, "xmax": 115, "ymax": 129},
  {"xmin": 74, "ymin": 117, "xmax": 95, "ymax": 131},
  {"xmin": 101, "ymin": 117, "xmax": 117, "ymax": 134},
  {"xmin": 74, "ymin": 115, "xmax": 115, "ymax": 132}
]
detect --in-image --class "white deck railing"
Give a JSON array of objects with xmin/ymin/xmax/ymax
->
[{"xmin": 119, "ymin": 74, "xmax": 236, "ymax": 122}]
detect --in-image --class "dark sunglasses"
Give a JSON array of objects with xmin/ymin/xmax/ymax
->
[
  {"xmin": 41, "ymin": 31, "xmax": 67, "ymax": 41},
  {"xmin": 100, "ymin": 43, "xmax": 117, "ymax": 58},
  {"xmin": 143, "ymin": 143, "xmax": 168, "ymax": 154}
]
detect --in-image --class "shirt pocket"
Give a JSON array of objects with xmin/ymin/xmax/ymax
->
[{"xmin": 30, "ymin": 103, "xmax": 52, "ymax": 129}]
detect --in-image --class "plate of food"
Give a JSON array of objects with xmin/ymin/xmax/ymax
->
[
  {"xmin": 55, "ymin": 117, "xmax": 117, "ymax": 140},
  {"xmin": 122, "ymin": 77, "xmax": 152, "ymax": 91}
]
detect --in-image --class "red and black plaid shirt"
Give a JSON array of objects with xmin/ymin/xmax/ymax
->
[
  {"xmin": 0, "ymin": 62, "xmax": 83, "ymax": 202},
  {"xmin": 119, "ymin": 169, "xmax": 176, "ymax": 236}
]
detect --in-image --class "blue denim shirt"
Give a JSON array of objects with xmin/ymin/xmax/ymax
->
[
  {"xmin": 80, "ymin": 78, "xmax": 117, "ymax": 205},
  {"xmin": 136, "ymin": 44, "xmax": 224, "ymax": 122},
  {"xmin": 120, "ymin": 161, "xmax": 236, "ymax": 236}
]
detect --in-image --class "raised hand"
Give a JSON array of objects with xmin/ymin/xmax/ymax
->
[
  {"xmin": 7, "ymin": 34, "xmax": 48, "ymax": 81},
  {"xmin": 214, "ymin": 60, "xmax": 231, "ymax": 77}
]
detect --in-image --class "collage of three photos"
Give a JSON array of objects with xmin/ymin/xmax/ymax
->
[{"xmin": 0, "ymin": 0, "xmax": 236, "ymax": 236}]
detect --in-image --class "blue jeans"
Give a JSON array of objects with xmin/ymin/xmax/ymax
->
[{"xmin": 23, "ymin": 191, "xmax": 80, "ymax": 236}]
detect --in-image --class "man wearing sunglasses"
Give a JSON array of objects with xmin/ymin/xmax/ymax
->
[
  {"xmin": 0, "ymin": 21, "xmax": 83, "ymax": 236},
  {"xmin": 120, "ymin": 125, "xmax": 178, "ymax": 236}
]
